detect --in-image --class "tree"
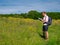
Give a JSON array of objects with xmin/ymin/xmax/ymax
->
[{"xmin": 27, "ymin": 10, "xmax": 42, "ymax": 19}]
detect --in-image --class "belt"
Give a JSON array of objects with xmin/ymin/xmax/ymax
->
[{"xmin": 43, "ymin": 22, "xmax": 48, "ymax": 26}]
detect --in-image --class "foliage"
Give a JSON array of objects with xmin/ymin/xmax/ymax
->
[{"xmin": 0, "ymin": 10, "xmax": 60, "ymax": 19}]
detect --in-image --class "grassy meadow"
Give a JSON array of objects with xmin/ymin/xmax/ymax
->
[{"xmin": 0, "ymin": 17, "xmax": 60, "ymax": 45}]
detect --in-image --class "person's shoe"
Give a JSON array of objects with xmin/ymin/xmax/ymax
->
[{"xmin": 45, "ymin": 38, "xmax": 48, "ymax": 41}]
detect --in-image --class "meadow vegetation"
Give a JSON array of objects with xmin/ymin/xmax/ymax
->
[
  {"xmin": 0, "ymin": 16, "xmax": 60, "ymax": 45},
  {"xmin": 0, "ymin": 10, "xmax": 60, "ymax": 45}
]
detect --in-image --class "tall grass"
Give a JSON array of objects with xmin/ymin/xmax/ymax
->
[{"xmin": 0, "ymin": 17, "xmax": 60, "ymax": 45}]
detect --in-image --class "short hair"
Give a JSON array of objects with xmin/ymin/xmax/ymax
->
[{"xmin": 41, "ymin": 12, "xmax": 46, "ymax": 14}]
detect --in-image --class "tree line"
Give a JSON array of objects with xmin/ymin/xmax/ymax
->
[{"xmin": 0, "ymin": 10, "xmax": 60, "ymax": 19}]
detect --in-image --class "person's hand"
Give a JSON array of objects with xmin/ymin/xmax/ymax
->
[{"xmin": 38, "ymin": 18, "xmax": 42, "ymax": 21}]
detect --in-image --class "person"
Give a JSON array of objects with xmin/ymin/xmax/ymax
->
[{"xmin": 39, "ymin": 12, "xmax": 49, "ymax": 40}]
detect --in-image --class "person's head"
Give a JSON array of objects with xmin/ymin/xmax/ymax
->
[{"xmin": 41, "ymin": 12, "xmax": 47, "ymax": 16}]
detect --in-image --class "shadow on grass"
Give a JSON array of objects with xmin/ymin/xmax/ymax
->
[{"xmin": 37, "ymin": 32, "xmax": 45, "ymax": 39}]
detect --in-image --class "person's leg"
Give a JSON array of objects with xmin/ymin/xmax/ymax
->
[
  {"xmin": 43, "ymin": 25, "xmax": 48, "ymax": 39},
  {"xmin": 45, "ymin": 31, "xmax": 48, "ymax": 39}
]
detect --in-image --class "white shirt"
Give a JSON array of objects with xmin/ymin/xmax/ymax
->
[{"xmin": 43, "ymin": 15, "xmax": 48, "ymax": 23}]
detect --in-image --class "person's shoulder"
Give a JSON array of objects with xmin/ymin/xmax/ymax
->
[{"xmin": 45, "ymin": 15, "xmax": 48, "ymax": 17}]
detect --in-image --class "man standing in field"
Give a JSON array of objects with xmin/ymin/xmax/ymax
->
[{"xmin": 39, "ymin": 12, "xmax": 50, "ymax": 40}]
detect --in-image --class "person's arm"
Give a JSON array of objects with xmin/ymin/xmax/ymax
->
[{"xmin": 41, "ymin": 19, "xmax": 44, "ymax": 22}]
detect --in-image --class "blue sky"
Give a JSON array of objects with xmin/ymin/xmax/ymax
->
[{"xmin": 0, "ymin": 0, "xmax": 60, "ymax": 14}]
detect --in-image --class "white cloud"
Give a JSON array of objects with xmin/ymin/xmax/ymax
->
[{"xmin": 0, "ymin": 1, "xmax": 60, "ymax": 14}]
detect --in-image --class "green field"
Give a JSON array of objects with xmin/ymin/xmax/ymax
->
[{"xmin": 0, "ymin": 17, "xmax": 60, "ymax": 45}]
